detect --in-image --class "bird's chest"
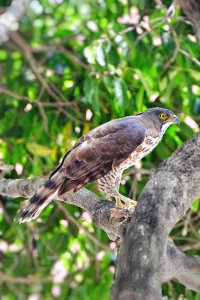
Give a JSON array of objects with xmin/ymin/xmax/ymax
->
[{"xmin": 117, "ymin": 135, "xmax": 161, "ymax": 171}]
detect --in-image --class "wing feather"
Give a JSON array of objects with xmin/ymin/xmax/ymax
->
[{"xmin": 55, "ymin": 117, "xmax": 146, "ymax": 195}]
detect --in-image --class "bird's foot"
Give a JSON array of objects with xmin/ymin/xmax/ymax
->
[
  {"xmin": 109, "ymin": 207, "xmax": 131, "ymax": 225},
  {"xmin": 115, "ymin": 197, "xmax": 125, "ymax": 209},
  {"xmin": 115, "ymin": 194, "xmax": 137, "ymax": 211}
]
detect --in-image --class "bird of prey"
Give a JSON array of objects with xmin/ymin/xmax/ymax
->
[{"xmin": 17, "ymin": 107, "xmax": 179, "ymax": 223}]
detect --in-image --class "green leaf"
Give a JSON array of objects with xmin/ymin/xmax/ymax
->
[
  {"xmin": 135, "ymin": 87, "xmax": 145, "ymax": 111},
  {"xmin": 96, "ymin": 43, "xmax": 106, "ymax": 67},
  {"xmin": 114, "ymin": 78, "xmax": 124, "ymax": 106},
  {"xmin": 26, "ymin": 143, "xmax": 52, "ymax": 157},
  {"xmin": 191, "ymin": 199, "xmax": 200, "ymax": 212},
  {"xmin": 107, "ymin": 45, "xmax": 119, "ymax": 68},
  {"xmin": 0, "ymin": 50, "xmax": 8, "ymax": 60}
]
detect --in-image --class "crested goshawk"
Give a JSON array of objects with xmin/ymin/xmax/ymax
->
[{"xmin": 17, "ymin": 107, "xmax": 180, "ymax": 223}]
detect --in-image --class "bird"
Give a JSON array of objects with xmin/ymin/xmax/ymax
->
[{"xmin": 16, "ymin": 107, "xmax": 180, "ymax": 223}]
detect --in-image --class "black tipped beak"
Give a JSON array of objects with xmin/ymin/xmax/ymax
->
[
  {"xmin": 173, "ymin": 115, "xmax": 180, "ymax": 125},
  {"xmin": 168, "ymin": 114, "xmax": 180, "ymax": 125}
]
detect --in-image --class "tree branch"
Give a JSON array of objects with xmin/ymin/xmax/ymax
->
[
  {"xmin": 166, "ymin": 241, "xmax": 200, "ymax": 292},
  {"xmin": 112, "ymin": 132, "xmax": 200, "ymax": 299},
  {"xmin": 1, "ymin": 133, "xmax": 200, "ymax": 297},
  {"xmin": 177, "ymin": 0, "xmax": 200, "ymax": 46},
  {"xmin": 0, "ymin": 0, "xmax": 31, "ymax": 45},
  {"xmin": 0, "ymin": 176, "xmax": 130, "ymax": 241},
  {"xmin": 9, "ymin": 32, "xmax": 81, "ymax": 121}
]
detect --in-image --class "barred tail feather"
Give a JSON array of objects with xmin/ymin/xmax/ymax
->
[{"xmin": 16, "ymin": 177, "xmax": 63, "ymax": 223}]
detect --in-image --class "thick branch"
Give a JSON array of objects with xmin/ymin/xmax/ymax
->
[
  {"xmin": 177, "ymin": 0, "xmax": 200, "ymax": 46},
  {"xmin": 0, "ymin": 177, "xmax": 130, "ymax": 241},
  {"xmin": 1, "ymin": 134, "xmax": 200, "ymax": 296},
  {"xmin": 166, "ymin": 241, "xmax": 200, "ymax": 292},
  {"xmin": 0, "ymin": 0, "xmax": 31, "ymax": 45},
  {"xmin": 112, "ymin": 132, "xmax": 200, "ymax": 299}
]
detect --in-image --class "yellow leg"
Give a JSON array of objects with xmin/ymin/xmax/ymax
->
[
  {"xmin": 115, "ymin": 193, "xmax": 137, "ymax": 209},
  {"xmin": 110, "ymin": 194, "xmax": 136, "ymax": 221},
  {"xmin": 115, "ymin": 197, "xmax": 125, "ymax": 209}
]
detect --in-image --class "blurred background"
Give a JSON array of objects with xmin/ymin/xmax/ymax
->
[{"xmin": 0, "ymin": 0, "xmax": 200, "ymax": 299}]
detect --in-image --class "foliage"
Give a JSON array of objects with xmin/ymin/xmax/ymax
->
[{"xmin": 0, "ymin": 0, "xmax": 200, "ymax": 299}]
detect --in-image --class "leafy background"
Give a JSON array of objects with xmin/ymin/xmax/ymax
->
[{"xmin": 0, "ymin": 0, "xmax": 200, "ymax": 299}]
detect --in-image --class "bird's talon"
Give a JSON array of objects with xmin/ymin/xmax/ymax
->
[
  {"xmin": 115, "ymin": 197, "xmax": 125, "ymax": 209},
  {"xmin": 115, "ymin": 195, "xmax": 137, "ymax": 210},
  {"xmin": 126, "ymin": 201, "xmax": 137, "ymax": 210},
  {"xmin": 109, "ymin": 208, "xmax": 131, "ymax": 224}
]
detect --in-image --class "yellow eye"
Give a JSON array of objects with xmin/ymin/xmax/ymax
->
[{"xmin": 159, "ymin": 113, "xmax": 168, "ymax": 120}]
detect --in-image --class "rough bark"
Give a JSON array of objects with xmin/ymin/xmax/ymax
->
[
  {"xmin": 1, "ymin": 133, "xmax": 200, "ymax": 298},
  {"xmin": 177, "ymin": 0, "xmax": 200, "ymax": 46},
  {"xmin": 0, "ymin": 0, "xmax": 31, "ymax": 45},
  {"xmin": 0, "ymin": 176, "xmax": 130, "ymax": 241},
  {"xmin": 112, "ymin": 132, "xmax": 200, "ymax": 299}
]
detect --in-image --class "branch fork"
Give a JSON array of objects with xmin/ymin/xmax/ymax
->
[{"xmin": 1, "ymin": 132, "xmax": 200, "ymax": 298}]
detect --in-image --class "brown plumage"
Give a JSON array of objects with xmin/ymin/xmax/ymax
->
[{"xmin": 16, "ymin": 107, "xmax": 179, "ymax": 223}]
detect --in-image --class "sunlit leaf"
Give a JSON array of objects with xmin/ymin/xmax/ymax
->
[
  {"xmin": 26, "ymin": 143, "xmax": 52, "ymax": 157},
  {"xmin": 96, "ymin": 43, "xmax": 106, "ymax": 67},
  {"xmin": 191, "ymin": 199, "xmax": 200, "ymax": 212}
]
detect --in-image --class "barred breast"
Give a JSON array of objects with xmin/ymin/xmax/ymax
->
[{"xmin": 97, "ymin": 135, "xmax": 160, "ymax": 197}]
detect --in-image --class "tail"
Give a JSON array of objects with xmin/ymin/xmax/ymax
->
[{"xmin": 16, "ymin": 176, "xmax": 63, "ymax": 223}]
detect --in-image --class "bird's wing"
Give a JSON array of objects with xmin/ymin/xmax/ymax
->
[{"xmin": 52, "ymin": 117, "xmax": 147, "ymax": 195}]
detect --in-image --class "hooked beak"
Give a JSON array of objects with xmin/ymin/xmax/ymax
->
[{"xmin": 168, "ymin": 114, "xmax": 180, "ymax": 125}]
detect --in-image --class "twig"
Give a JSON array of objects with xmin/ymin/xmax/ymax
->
[
  {"xmin": 0, "ymin": 273, "xmax": 53, "ymax": 284},
  {"xmin": 179, "ymin": 241, "xmax": 200, "ymax": 251},
  {"xmin": 9, "ymin": 32, "xmax": 79, "ymax": 118},
  {"xmin": 0, "ymin": 85, "xmax": 79, "ymax": 125},
  {"xmin": 59, "ymin": 45, "xmax": 91, "ymax": 71},
  {"xmin": 178, "ymin": 48, "xmax": 200, "ymax": 67},
  {"xmin": 57, "ymin": 202, "xmax": 110, "ymax": 251},
  {"xmin": 164, "ymin": 28, "xmax": 179, "ymax": 70}
]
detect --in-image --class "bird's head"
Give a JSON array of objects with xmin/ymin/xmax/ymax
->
[{"xmin": 137, "ymin": 107, "xmax": 180, "ymax": 132}]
